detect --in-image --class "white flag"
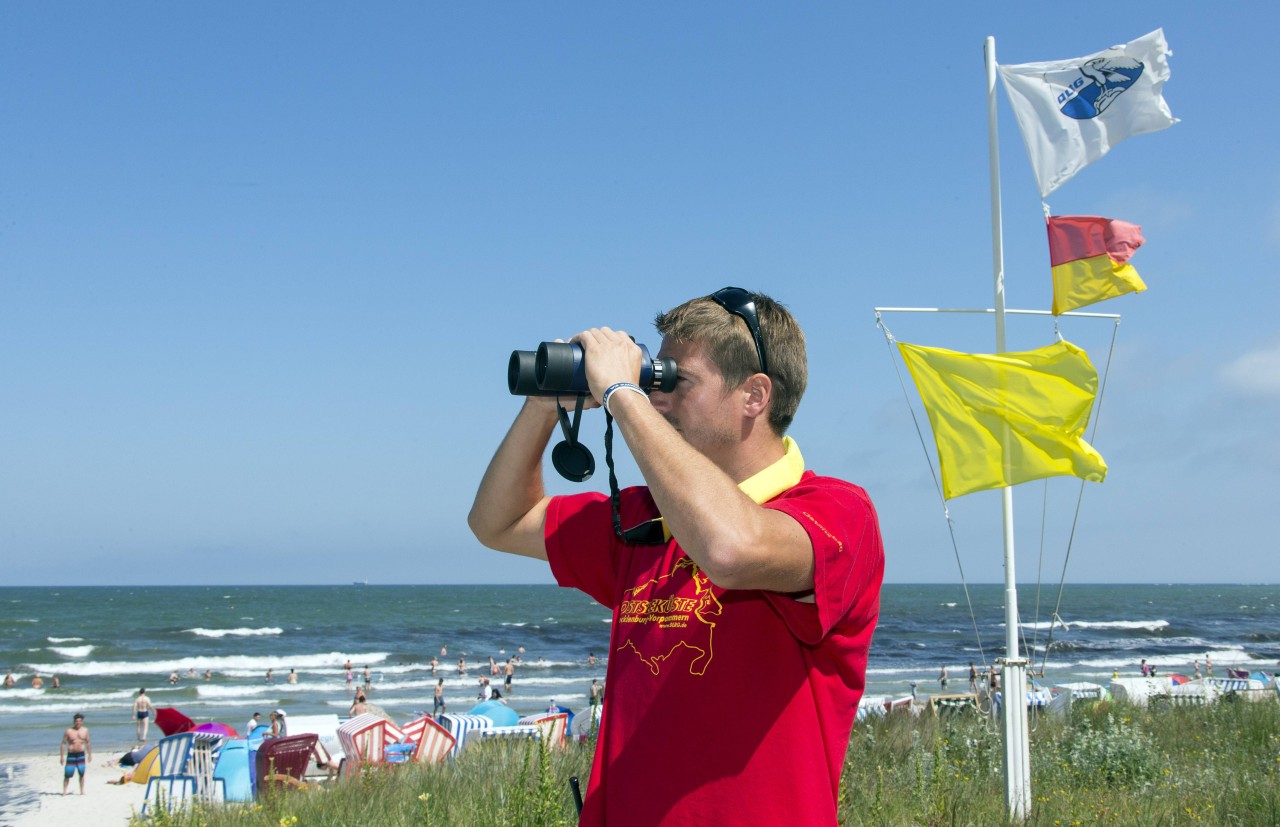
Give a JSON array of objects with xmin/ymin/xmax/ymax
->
[{"xmin": 998, "ymin": 29, "xmax": 1177, "ymax": 198}]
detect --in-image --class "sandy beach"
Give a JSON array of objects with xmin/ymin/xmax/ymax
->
[{"xmin": 4, "ymin": 752, "xmax": 142, "ymax": 827}]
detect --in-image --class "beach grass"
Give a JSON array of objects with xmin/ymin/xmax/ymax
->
[{"xmin": 130, "ymin": 697, "xmax": 1280, "ymax": 826}]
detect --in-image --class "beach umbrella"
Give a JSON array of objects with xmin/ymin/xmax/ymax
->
[
  {"xmin": 155, "ymin": 706, "xmax": 195, "ymax": 736},
  {"xmin": 469, "ymin": 700, "xmax": 519, "ymax": 726},
  {"xmin": 129, "ymin": 746, "xmax": 160, "ymax": 784},
  {"xmin": 194, "ymin": 721, "xmax": 239, "ymax": 738},
  {"xmin": 1170, "ymin": 674, "xmax": 1190, "ymax": 686}
]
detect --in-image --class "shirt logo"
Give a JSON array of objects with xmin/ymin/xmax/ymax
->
[{"xmin": 616, "ymin": 558, "xmax": 722, "ymax": 676}]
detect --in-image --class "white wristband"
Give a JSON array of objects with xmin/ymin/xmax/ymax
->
[{"xmin": 602, "ymin": 382, "xmax": 648, "ymax": 415}]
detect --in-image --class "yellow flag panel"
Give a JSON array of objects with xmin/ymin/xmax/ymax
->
[{"xmin": 898, "ymin": 340, "xmax": 1107, "ymax": 499}]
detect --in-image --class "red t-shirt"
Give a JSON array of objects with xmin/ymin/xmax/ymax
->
[{"xmin": 546, "ymin": 471, "xmax": 884, "ymax": 827}]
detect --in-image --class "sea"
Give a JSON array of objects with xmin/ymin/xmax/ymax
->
[{"xmin": 2, "ymin": 583, "xmax": 1278, "ymax": 763}]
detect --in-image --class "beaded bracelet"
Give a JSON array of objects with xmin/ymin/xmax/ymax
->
[{"xmin": 602, "ymin": 382, "xmax": 648, "ymax": 415}]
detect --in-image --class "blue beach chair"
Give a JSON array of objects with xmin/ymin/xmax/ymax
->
[{"xmin": 141, "ymin": 732, "xmax": 197, "ymax": 815}]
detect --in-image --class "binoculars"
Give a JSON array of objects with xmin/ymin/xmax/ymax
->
[{"xmin": 508, "ymin": 342, "xmax": 677, "ymax": 397}]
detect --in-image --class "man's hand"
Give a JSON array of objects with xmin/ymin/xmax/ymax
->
[{"xmin": 571, "ymin": 327, "xmax": 644, "ymax": 404}]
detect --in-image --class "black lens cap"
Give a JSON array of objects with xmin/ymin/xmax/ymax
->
[{"xmin": 551, "ymin": 440, "xmax": 595, "ymax": 482}]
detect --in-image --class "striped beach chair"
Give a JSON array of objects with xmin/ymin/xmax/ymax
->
[
  {"xmin": 1026, "ymin": 689, "xmax": 1053, "ymax": 708},
  {"xmin": 929, "ymin": 694, "xmax": 979, "ymax": 718},
  {"xmin": 337, "ymin": 713, "xmax": 405, "ymax": 769},
  {"xmin": 855, "ymin": 697, "xmax": 887, "ymax": 724},
  {"xmin": 477, "ymin": 724, "xmax": 543, "ymax": 744},
  {"xmin": 141, "ymin": 732, "xmax": 198, "ymax": 815},
  {"xmin": 188, "ymin": 731, "xmax": 226, "ymax": 803},
  {"xmin": 399, "ymin": 715, "xmax": 456, "ymax": 764},
  {"xmin": 517, "ymin": 712, "xmax": 569, "ymax": 749},
  {"xmin": 438, "ymin": 713, "xmax": 494, "ymax": 758}
]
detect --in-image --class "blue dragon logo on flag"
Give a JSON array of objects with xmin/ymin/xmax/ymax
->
[{"xmin": 1058, "ymin": 56, "xmax": 1145, "ymax": 120}]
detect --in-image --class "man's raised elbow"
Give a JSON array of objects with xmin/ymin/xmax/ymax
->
[{"xmin": 467, "ymin": 508, "xmax": 499, "ymax": 550}]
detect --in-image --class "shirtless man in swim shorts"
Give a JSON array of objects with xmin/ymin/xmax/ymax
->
[
  {"xmin": 61, "ymin": 713, "xmax": 91, "ymax": 795},
  {"xmin": 133, "ymin": 688, "xmax": 155, "ymax": 741}
]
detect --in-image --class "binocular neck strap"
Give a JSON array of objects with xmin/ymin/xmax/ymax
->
[
  {"xmin": 604, "ymin": 409, "xmax": 667, "ymax": 544},
  {"xmin": 550, "ymin": 394, "xmax": 595, "ymax": 483}
]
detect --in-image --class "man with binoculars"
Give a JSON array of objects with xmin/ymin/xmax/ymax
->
[{"xmin": 469, "ymin": 287, "xmax": 884, "ymax": 826}]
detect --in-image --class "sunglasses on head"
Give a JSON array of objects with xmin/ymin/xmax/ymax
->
[{"xmin": 710, "ymin": 286, "xmax": 768, "ymax": 376}]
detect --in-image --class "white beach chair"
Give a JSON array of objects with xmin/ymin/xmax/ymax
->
[
  {"xmin": 286, "ymin": 714, "xmax": 345, "ymax": 779},
  {"xmin": 188, "ymin": 731, "xmax": 226, "ymax": 803}
]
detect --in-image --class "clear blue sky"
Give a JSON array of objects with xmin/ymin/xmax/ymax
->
[{"xmin": 3, "ymin": 3, "xmax": 1276, "ymax": 586}]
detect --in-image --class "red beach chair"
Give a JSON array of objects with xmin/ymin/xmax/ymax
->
[
  {"xmin": 399, "ymin": 715, "xmax": 456, "ymax": 764},
  {"xmin": 336, "ymin": 713, "xmax": 405, "ymax": 769},
  {"xmin": 255, "ymin": 733, "xmax": 319, "ymax": 794}
]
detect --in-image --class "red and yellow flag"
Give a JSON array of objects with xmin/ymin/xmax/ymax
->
[{"xmin": 1047, "ymin": 215, "xmax": 1147, "ymax": 315}]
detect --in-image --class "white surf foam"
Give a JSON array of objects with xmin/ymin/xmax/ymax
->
[
  {"xmin": 183, "ymin": 627, "xmax": 284, "ymax": 638},
  {"xmin": 48, "ymin": 645, "xmax": 95, "ymax": 658}
]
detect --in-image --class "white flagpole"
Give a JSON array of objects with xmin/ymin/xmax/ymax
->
[{"xmin": 985, "ymin": 35, "xmax": 1032, "ymax": 821}]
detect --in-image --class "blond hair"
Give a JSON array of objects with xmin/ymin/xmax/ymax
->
[{"xmin": 654, "ymin": 290, "xmax": 807, "ymax": 434}]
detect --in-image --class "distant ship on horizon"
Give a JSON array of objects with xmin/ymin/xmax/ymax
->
[{"xmin": 353, "ymin": 580, "xmax": 369, "ymax": 586}]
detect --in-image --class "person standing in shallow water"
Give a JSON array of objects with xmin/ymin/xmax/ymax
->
[
  {"xmin": 133, "ymin": 689, "xmax": 155, "ymax": 741},
  {"xmin": 60, "ymin": 713, "xmax": 91, "ymax": 795}
]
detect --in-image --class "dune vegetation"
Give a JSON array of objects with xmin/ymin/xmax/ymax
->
[{"xmin": 133, "ymin": 695, "xmax": 1280, "ymax": 826}]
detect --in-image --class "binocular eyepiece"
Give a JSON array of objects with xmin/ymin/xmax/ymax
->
[{"xmin": 509, "ymin": 342, "xmax": 677, "ymax": 397}]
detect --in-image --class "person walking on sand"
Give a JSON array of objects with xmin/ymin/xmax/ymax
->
[
  {"xmin": 133, "ymin": 689, "xmax": 155, "ymax": 741},
  {"xmin": 469, "ymin": 287, "xmax": 884, "ymax": 825},
  {"xmin": 60, "ymin": 713, "xmax": 91, "ymax": 795}
]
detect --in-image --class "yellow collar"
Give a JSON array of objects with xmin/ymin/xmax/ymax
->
[
  {"xmin": 738, "ymin": 436, "xmax": 805, "ymax": 504},
  {"xmin": 653, "ymin": 437, "xmax": 805, "ymax": 543}
]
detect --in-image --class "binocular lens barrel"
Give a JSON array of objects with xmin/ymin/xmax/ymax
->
[
  {"xmin": 507, "ymin": 341, "xmax": 677, "ymax": 396},
  {"xmin": 535, "ymin": 342, "xmax": 584, "ymax": 392}
]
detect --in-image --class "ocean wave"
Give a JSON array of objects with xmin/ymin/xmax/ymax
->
[
  {"xmin": 47, "ymin": 637, "xmax": 84, "ymax": 644},
  {"xmin": 198, "ymin": 682, "xmax": 361, "ymax": 699},
  {"xmin": 0, "ymin": 689, "xmax": 45, "ymax": 700},
  {"xmin": 21, "ymin": 652, "xmax": 391, "ymax": 678},
  {"xmin": 1070, "ymin": 620, "xmax": 1170, "ymax": 632},
  {"xmin": 48, "ymin": 645, "xmax": 94, "ymax": 658},
  {"xmin": 184, "ymin": 627, "xmax": 284, "ymax": 638},
  {"xmin": 0, "ymin": 700, "xmax": 125, "ymax": 716}
]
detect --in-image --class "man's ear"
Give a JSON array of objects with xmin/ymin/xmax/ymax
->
[{"xmin": 741, "ymin": 374, "xmax": 772, "ymax": 420}]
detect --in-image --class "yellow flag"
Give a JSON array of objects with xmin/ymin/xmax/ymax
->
[{"xmin": 898, "ymin": 340, "xmax": 1107, "ymax": 499}]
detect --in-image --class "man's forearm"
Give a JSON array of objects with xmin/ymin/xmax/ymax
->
[
  {"xmin": 606, "ymin": 391, "xmax": 814, "ymax": 593},
  {"xmin": 467, "ymin": 398, "xmax": 559, "ymax": 559}
]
